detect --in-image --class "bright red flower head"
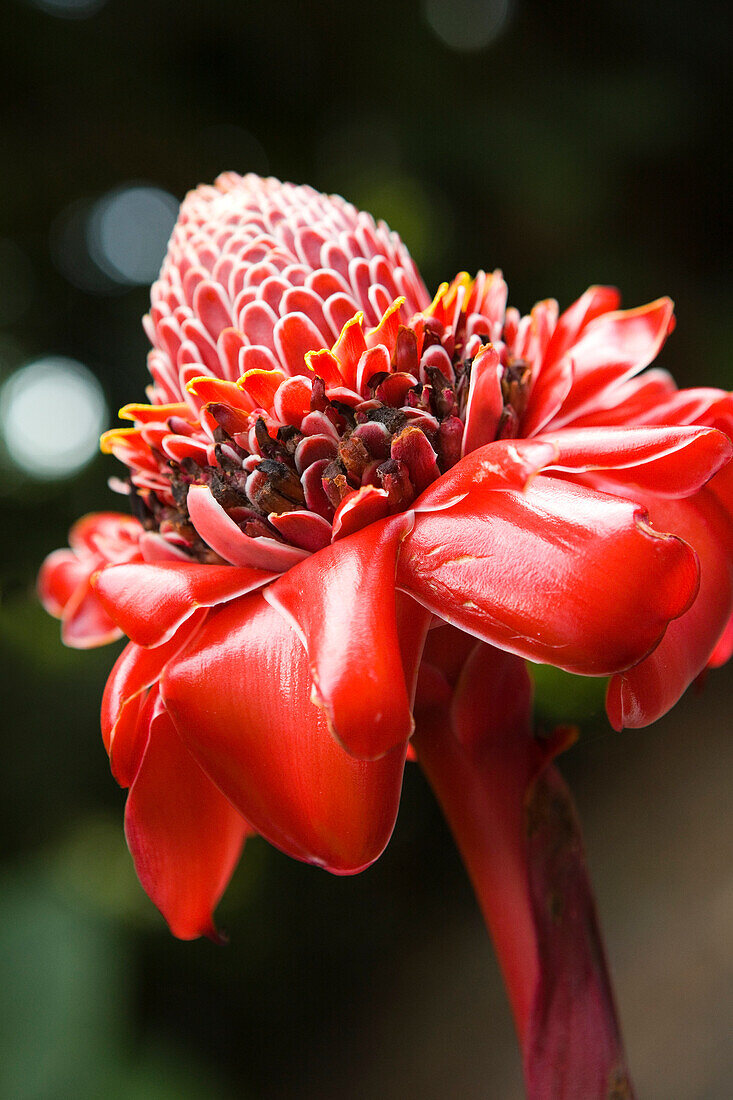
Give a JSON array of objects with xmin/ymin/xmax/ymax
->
[
  {"xmin": 40, "ymin": 171, "xmax": 733, "ymax": 931},
  {"xmin": 40, "ymin": 172, "xmax": 733, "ymax": 1094}
]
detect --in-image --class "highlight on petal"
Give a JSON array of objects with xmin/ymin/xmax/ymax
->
[
  {"xmin": 125, "ymin": 695, "xmax": 250, "ymax": 941},
  {"xmin": 399, "ymin": 475, "xmax": 700, "ymax": 675},
  {"xmin": 265, "ymin": 513, "xmax": 419, "ymax": 759},
  {"xmin": 161, "ymin": 591, "xmax": 408, "ymax": 873}
]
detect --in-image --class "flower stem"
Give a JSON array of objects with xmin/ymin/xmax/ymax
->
[{"xmin": 413, "ymin": 645, "xmax": 635, "ymax": 1099}]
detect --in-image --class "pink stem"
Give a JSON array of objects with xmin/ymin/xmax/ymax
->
[{"xmin": 414, "ymin": 697, "xmax": 540, "ymax": 1039}]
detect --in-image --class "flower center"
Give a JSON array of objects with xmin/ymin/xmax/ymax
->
[{"xmin": 112, "ymin": 308, "xmax": 532, "ymax": 563}]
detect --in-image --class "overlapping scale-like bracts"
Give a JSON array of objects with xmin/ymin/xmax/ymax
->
[{"xmin": 143, "ymin": 172, "xmax": 430, "ymax": 403}]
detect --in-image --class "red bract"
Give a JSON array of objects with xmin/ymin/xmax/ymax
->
[{"xmin": 40, "ymin": 174, "xmax": 733, "ymax": 1097}]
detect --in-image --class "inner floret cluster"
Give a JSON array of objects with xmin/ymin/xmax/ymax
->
[{"xmin": 101, "ymin": 174, "xmax": 538, "ymax": 566}]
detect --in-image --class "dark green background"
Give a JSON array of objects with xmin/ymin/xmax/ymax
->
[{"xmin": 1, "ymin": 1, "xmax": 731, "ymax": 1096}]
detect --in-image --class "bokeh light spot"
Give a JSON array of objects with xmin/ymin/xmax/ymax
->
[
  {"xmin": 423, "ymin": 0, "xmax": 512, "ymax": 51},
  {"xmin": 86, "ymin": 186, "xmax": 179, "ymax": 286},
  {"xmin": 50, "ymin": 199, "xmax": 119, "ymax": 296},
  {"xmin": 0, "ymin": 357, "xmax": 107, "ymax": 480}
]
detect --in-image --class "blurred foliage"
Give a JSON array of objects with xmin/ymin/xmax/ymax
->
[
  {"xmin": 530, "ymin": 663, "xmax": 608, "ymax": 726},
  {"xmin": 0, "ymin": 0, "xmax": 730, "ymax": 1096},
  {"xmin": 0, "ymin": 868, "xmax": 229, "ymax": 1099}
]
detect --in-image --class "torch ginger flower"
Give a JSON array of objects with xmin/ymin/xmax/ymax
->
[{"xmin": 40, "ymin": 173, "xmax": 733, "ymax": 1098}]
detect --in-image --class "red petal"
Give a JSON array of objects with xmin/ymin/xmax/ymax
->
[
  {"xmin": 396, "ymin": 592, "xmax": 433, "ymax": 710},
  {"xmin": 139, "ymin": 532, "xmax": 194, "ymax": 563},
  {"xmin": 542, "ymin": 285, "xmax": 621, "ymax": 369},
  {"xmin": 390, "ymin": 427, "xmax": 441, "ymax": 496},
  {"xmin": 523, "ymin": 285, "xmax": 622, "ymax": 437},
  {"xmin": 709, "ymin": 456, "xmax": 733, "ymax": 514},
  {"xmin": 541, "ymin": 424, "xmax": 733, "ymax": 497},
  {"xmin": 422, "ymin": 620, "xmax": 482, "ymax": 689},
  {"xmin": 274, "ymin": 312, "xmax": 328, "ymax": 376},
  {"xmin": 522, "ymin": 358, "xmax": 575, "ymax": 438},
  {"xmin": 331, "ymin": 485, "xmax": 391, "ymax": 541},
  {"xmin": 238, "ymin": 345, "xmax": 281, "ymax": 376},
  {"xmin": 331, "ymin": 312, "xmax": 366, "ymax": 390},
  {"xmin": 61, "ymin": 583, "xmax": 123, "ymax": 649},
  {"xmin": 193, "ymin": 280, "xmax": 232, "ymax": 340},
  {"xmin": 101, "ymin": 610, "xmax": 207, "ymax": 785},
  {"xmin": 303, "ymin": 348, "xmax": 343, "ymax": 387},
  {"xmin": 461, "ymin": 344, "xmax": 503, "ymax": 455},
  {"xmin": 161, "ymin": 591, "xmax": 408, "ymax": 872},
  {"xmin": 185, "ymin": 375, "xmax": 252, "ymax": 412},
  {"xmin": 543, "ymin": 297, "xmax": 675, "ymax": 428},
  {"xmin": 355, "ymin": 344, "xmax": 390, "ymax": 394},
  {"xmin": 281, "ymin": 286, "xmax": 331, "ymax": 344},
  {"xmin": 273, "ymin": 374, "xmax": 314, "ymax": 427},
  {"xmin": 399, "ymin": 475, "xmax": 699, "ymax": 674},
  {"xmin": 324, "ymin": 294, "xmax": 362, "ymax": 348},
  {"xmin": 93, "ymin": 560, "xmax": 274, "ymax": 646},
  {"xmin": 589, "ymin": 382, "xmax": 732, "ymax": 433},
  {"xmin": 265, "ymin": 514, "xmax": 420, "ymax": 758},
  {"xmin": 239, "ymin": 300, "xmax": 278, "ymax": 351},
  {"xmin": 267, "ymin": 510, "xmax": 332, "ymax": 552},
  {"xmin": 607, "ymin": 490, "xmax": 733, "ymax": 728},
  {"xmin": 68, "ymin": 512, "xmax": 143, "ymax": 555},
  {"xmin": 187, "ymin": 485, "xmax": 309, "ymax": 570},
  {"xmin": 366, "ymin": 296, "xmax": 403, "ymax": 352},
  {"xmin": 38, "ymin": 549, "xmax": 87, "ymax": 617},
  {"xmin": 217, "ymin": 327, "xmax": 246, "ymax": 382},
  {"xmin": 237, "ymin": 366, "xmax": 285, "ymax": 409},
  {"xmin": 125, "ymin": 697, "xmax": 249, "ymax": 941},
  {"xmin": 412, "ymin": 438, "xmax": 558, "ymax": 513},
  {"xmin": 565, "ymin": 369, "xmax": 679, "ymax": 429}
]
